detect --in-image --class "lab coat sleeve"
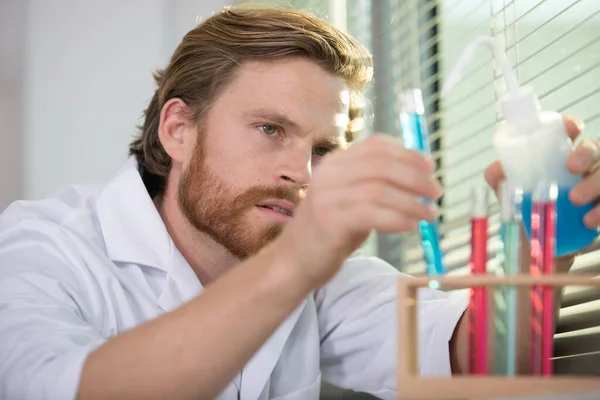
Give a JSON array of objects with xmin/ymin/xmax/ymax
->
[
  {"xmin": 315, "ymin": 256, "xmax": 468, "ymax": 400},
  {"xmin": 0, "ymin": 223, "xmax": 106, "ymax": 400}
]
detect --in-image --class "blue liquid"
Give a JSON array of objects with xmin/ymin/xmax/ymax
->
[
  {"xmin": 521, "ymin": 186, "xmax": 597, "ymax": 257},
  {"xmin": 400, "ymin": 107, "xmax": 446, "ymax": 276},
  {"xmin": 400, "ymin": 112, "xmax": 431, "ymax": 153},
  {"xmin": 418, "ymin": 220, "xmax": 446, "ymax": 276}
]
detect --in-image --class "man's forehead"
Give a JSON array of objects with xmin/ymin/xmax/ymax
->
[{"xmin": 236, "ymin": 59, "xmax": 349, "ymax": 102}]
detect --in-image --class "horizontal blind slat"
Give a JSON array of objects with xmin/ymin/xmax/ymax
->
[
  {"xmin": 562, "ymin": 287, "xmax": 600, "ymax": 308},
  {"xmin": 554, "ymin": 327, "xmax": 600, "ymax": 358}
]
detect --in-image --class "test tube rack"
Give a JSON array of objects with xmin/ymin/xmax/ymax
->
[{"xmin": 397, "ymin": 274, "xmax": 600, "ymax": 400}]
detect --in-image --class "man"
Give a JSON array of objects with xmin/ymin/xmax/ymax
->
[{"xmin": 0, "ymin": 6, "xmax": 598, "ymax": 400}]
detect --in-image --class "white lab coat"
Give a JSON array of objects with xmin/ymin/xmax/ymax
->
[{"xmin": 0, "ymin": 157, "xmax": 468, "ymax": 400}]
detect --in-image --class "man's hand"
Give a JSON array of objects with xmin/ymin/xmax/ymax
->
[
  {"xmin": 482, "ymin": 115, "xmax": 599, "ymax": 267},
  {"xmin": 280, "ymin": 133, "xmax": 442, "ymax": 289}
]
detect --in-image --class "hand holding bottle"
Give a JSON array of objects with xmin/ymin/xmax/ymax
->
[
  {"xmin": 484, "ymin": 115, "xmax": 600, "ymax": 257},
  {"xmin": 484, "ymin": 116, "xmax": 584, "ymax": 195},
  {"xmin": 444, "ymin": 36, "xmax": 598, "ymax": 257}
]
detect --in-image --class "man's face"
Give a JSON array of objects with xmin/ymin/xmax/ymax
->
[{"xmin": 178, "ymin": 58, "xmax": 350, "ymax": 259}]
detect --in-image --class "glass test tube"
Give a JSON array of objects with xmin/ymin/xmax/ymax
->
[
  {"xmin": 468, "ymin": 185, "xmax": 489, "ymax": 375},
  {"xmin": 398, "ymin": 89, "xmax": 446, "ymax": 277},
  {"xmin": 530, "ymin": 181, "xmax": 558, "ymax": 376},
  {"xmin": 494, "ymin": 181, "xmax": 522, "ymax": 376}
]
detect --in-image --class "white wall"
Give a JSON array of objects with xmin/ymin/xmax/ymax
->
[
  {"xmin": 1, "ymin": 0, "xmax": 231, "ymax": 208},
  {"xmin": 0, "ymin": 1, "xmax": 25, "ymax": 211}
]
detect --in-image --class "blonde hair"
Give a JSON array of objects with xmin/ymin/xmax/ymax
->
[{"xmin": 129, "ymin": 6, "xmax": 373, "ymax": 193}]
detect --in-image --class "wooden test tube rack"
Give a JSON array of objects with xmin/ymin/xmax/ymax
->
[{"xmin": 397, "ymin": 274, "xmax": 600, "ymax": 399}]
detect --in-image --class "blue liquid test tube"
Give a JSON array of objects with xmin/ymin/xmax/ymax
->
[{"xmin": 399, "ymin": 89, "xmax": 446, "ymax": 277}]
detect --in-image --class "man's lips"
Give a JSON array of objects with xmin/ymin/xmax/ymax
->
[{"xmin": 256, "ymin": 200, "xmax": 295, "ymax": 216}]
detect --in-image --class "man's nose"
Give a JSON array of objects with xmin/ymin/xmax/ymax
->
[{"xmin": 278, "ymin": 149, "xmax": 312, "ymax": 189}]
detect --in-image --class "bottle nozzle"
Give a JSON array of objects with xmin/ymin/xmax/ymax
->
[
  {"xmin": 441, "ymin": 35, "xmax": 541, "ymax": 125},
  {"xmin": 441, "ymin": 36, "xmax": 520, "ymax": 98}
]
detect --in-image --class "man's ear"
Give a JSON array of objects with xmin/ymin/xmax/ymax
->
[{"xmin": 158, "ymin": 98, "xmax": 191, "ymax": 163}]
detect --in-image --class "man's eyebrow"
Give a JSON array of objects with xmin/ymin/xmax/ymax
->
[
  {"xmin": 242, "ymin": 109, "xmax": 300, "ymax": 131},
  {"xmin": 315, "ymin": 135, "xmax": 346, "ymax": 150}
]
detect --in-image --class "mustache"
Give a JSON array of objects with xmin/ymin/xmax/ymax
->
[{"xmin": 236, "ymin": 185, "xmax": 305, "ymax": 205}]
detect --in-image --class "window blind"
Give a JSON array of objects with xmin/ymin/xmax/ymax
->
[{"xmin": 392, "ymin": 0, "xmax": 600, "ymax": 374}]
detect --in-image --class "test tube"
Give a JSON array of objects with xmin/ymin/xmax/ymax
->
[
  {"xmin": 530, "ymin": 181, "xmax": 558, "ymax": 376},
  {"xmin": 494, "ymin": 181, "xmax": 522, "ymax": 376},
  {"xmin": 398, "ymin": 89, "xmax": 446, "ymax": 277},
  {"xmin": 468, "ymin": 185, "xmax": 489, "ymax": 375}
]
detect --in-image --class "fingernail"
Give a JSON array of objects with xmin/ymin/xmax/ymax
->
[
  {"xmin": 434, "ymin": 184, "xmax": 444, "ymax": 199},
  {"xmin": 425, "ymin": 157, "xmax": 436, "ymax": 171},
  {"xmin": 429, "ymin": 204, "xmax": 440, "ymax": 219},
  {"xmin": 566, "ymin": 114, "xmax": 586, "ymax": 133},
  {"xmin": 576, "ymin": 117, "xmax": 586, "ymax": 132}
]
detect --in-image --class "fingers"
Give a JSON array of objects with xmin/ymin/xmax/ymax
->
[
  {"xmin": 349, "ymin": 204, "xmax": 419, "ymax": 233},
  {"xmin": 568, "ymin": 139, "xmax": 600, "ymax": 206},
  {"xmin": 341, "ymin": 181, "xmax": 439, "ymax": 222},
  {"xmin": 343, "ymin": 156, "xmax": 442, "ymax": 200},
  {"xmin": 567, "ymin": 138, "xmax": 600, "ymax": 175},
  {"xmin": 583, "ymin": 207, "xmax": 600, "ymax": 229},
  {"xmin": 484, "ymin": 161, "xmax": 505, "ymax": 192},
  {"xmin": 310, "ymin": 133, "xmax": 442, "ymax": 235},
  {"xmin": 338, "ymin": 134, "xmax": 442, "ymax": 200},
  {"xmin": 357, "ymin": 134, "xmax": 436, "ymax": 173},
  {"xmin": 570, "ymin": 169, "xmax": 600, "ymax": 206},
  {"xmin": 317, "ymin": 163, "xmax": 440, "ymax": 233},
  {"xmin": 564, "ymin": 114, "xmax": 585, "ymax": 141}
]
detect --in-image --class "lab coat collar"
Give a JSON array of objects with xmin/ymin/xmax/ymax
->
[
  {"xmin": 96, "ymin": 157, "xmax": 203, "ymax": 308},
  {"xmin": 96, "ymin": 157, "xmax": 173, "ymax": 272},
  {"xmin": 156, "ymin": 244, "xmax": 203, "ymax": 312}
]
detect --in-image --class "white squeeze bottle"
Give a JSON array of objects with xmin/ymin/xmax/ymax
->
[{"xmin": 442, "ymin": 36, "xmax": 597, "ymax": 257}]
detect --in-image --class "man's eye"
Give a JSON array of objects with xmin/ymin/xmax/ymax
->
[
  {"xmin": 259, "ymin": 125, "xmax": 278, "ymax": 136},
  {"xmin": 313, "ymin": 147, "xmax": 331, "ymax": 157}
]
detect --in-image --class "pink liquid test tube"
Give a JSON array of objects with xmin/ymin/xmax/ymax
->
[
  {"xmin": 468, "ymin": 186, "xmax": 489, "ymax": 375},
  {"xmin": 530, "ymin": 181, "xmax": 557, "ymax": 376}
]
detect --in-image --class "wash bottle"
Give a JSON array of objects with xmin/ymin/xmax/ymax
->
[{"xmin": 442, "ymin": 36, "xmax": 597, "ymax": 257}]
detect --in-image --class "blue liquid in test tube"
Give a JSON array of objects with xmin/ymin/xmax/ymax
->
[{"xmin": 399, "ymin": 89, "xmax": 446, "ymax": 277}]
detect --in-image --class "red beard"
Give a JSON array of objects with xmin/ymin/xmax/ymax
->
[{"xmin": 178, "ymin": 138, "xmax": 302, "ymax": 260}]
